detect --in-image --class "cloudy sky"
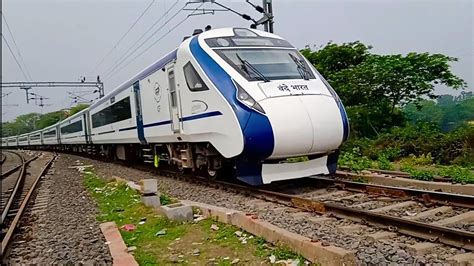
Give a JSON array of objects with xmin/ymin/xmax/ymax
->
[{"xmin": 2, "ymin": 0, "xmax": 473, "ymax": 121}]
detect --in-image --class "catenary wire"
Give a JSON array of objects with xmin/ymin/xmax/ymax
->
[
  {"xmin": 106, "ymin": 3, "xmax": 204, "ymax": 80},
  {"xmin": 101, "ymin": 0, "xmax": 180, "ymax": 78},
  {"xmin": 2, "ymin": 13, "xmax": 32, "ymax": 81},
  {"xmin": 89, "ymin": 0, "xmax": 156, "ymax": 75},
  {"xmin": 2, "ymin": 34, "xmax": 29, "ymax": 81},
  {"xmin": 103, "ymin": 0, "xmax": 186, "ymax": 79}
]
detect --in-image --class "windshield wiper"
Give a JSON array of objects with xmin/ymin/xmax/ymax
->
[
  {"xmin": 235, "ymin": 54, "xmax": 270, "ymax": 82},
  {"xmin": 289, "ymin": 53, "xmax": 311, "ymax": 80}
]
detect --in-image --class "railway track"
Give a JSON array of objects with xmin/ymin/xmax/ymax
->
[
  {"xmin": 1, "ymin": 151, "xmax": 56, "ymax": 256},
  {"xmin": 144, "ymin": 166, "xmax": 474, "ymax": 252},
  {"xmin": 1, "ymin": 151, "xmax": 40, "ymax": 179}
]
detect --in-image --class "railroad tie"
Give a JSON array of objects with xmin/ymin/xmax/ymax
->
[
  {"xmin": 370, "ymin": 200, "xmax": 418, "ymax": 213},
  {"xmin": 432, "ymin": 211, "xmax": 474, "ymax": 226},
  {"xmin": 402, "ymin": 206, "xmax": 452, "ymax": 220}
]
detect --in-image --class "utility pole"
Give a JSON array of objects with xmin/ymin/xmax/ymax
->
[{"xmin": 262, "ymin": 0, "xmax": 274, "ymax": 33}]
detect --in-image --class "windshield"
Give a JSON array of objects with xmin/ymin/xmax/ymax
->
[{"xmin": 214, "ymin": 48, "xmax": 316, "ymax": 81}]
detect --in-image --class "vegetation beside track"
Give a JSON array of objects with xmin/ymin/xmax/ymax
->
[{"xmin": 83, "ymin": 169, "xmax": 306, "ymax": 265}]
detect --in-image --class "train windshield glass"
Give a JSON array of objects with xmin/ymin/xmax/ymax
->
[{"xmin": 215, "ymin": 48, "xmax": 315, "ymax": 81}]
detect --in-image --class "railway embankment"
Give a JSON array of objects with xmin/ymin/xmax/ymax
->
[{"xmin": 73, "ymin": 153, "xmax": 474, "ymax": 265}]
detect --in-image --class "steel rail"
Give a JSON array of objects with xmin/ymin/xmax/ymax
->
[
  {"xmin": 1, "ymin": 154, "xmax": 39, "ymax": 179},
  {"xmin": 336, "ymin": 169, "xmax": 452, "ymax": 182},
  {"xmin": 179, "ymin": 176, "xmax": 474, "ymax": 251},
  {"xmin": 326, "ymin": 176, "xmax": 474, "ymax": 209},
  {"xmin": 1, "ymin": 154, "xmax": 56, "ymax": 256},
  {"xmin": 1, "ymin": 152, "xmax": 26, "ymax": 224}
]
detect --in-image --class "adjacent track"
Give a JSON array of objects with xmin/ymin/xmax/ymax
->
[
  {"xmin": 1, "ymin": 152, "xmax": 55, "ymax": 256},
  {"xmin": 150, "ymin": 168, "xmax": 474, "ymax": 251}
]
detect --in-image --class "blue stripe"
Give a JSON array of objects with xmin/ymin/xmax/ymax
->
[
  {"xmin": 179, "ymin": 111, "xmax": 222, "ymax": 122},
  {"xmin": 141, "ymin": 111, "xmax": 223, "ymax": 130},
  {"xmin": 143, "ymin": 120, "xmax": 171, "ymax": 128},
  {"xmin": 98, "ymin": 130, "xmax": 116, "ymax": 135},
  {"xmin": 119, "ymin": 126, "xmax": 137, "ymax": 132},
  {"xmin": 189, "ymin": 36, "xmax": 275, "ymax": 185}
]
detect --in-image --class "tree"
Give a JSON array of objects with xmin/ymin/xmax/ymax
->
[
  {"xmin": 302, "ymin": 43, "xmax": 466, "ymax": 136},
  {"xmin": 35, "ymin": 111, "xmax": 67, "ymax": 129},
  {"xmin": 69, "ymin": 104, "xmax": 89, "ymax": 116}
]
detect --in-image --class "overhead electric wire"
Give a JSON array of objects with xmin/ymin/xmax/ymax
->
[
  {"xmin": 89, "ymin": 0, "xmax": 156, "ymax": 75},
  {"xmin": 102, "ymin": 0, "xmax": 181, "ymax": 78},
  {"xmin": 2, "ymin": 13, "xmax": 32, "ymax": 81},
  {"xmin": 2, "ymin": 34, "xmax": 29, "ymax": 81},
  {"xmin": 106, "ymin": 2, "xmax": 205, "ymax": 80}
]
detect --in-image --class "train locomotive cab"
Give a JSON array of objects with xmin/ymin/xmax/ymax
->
[{"xmin": 187, "ymin": 28, "xmax": 349, "ymax": 185}]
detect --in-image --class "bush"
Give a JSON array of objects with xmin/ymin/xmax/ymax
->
[
  {"xmin": 399, "ymin": 154, "xmax": 434, "ymax": 166},
  {"xmin": 376, "ymin": 154, "xmax": 393, "ymax": 170},
  {"xmin": 438, "ymin": 166, "xmax": 474, "ymax": 184},
  {"xmin": 402, "ymin": 166, "xmax": 435, "ymax": 181},
  {"xmin": 339, "ymin": 148, "xmax": 372, "ymax": 172},
  {"xmin": 342, "ymin": 123, "xmax": 473, "ymax": 167}
]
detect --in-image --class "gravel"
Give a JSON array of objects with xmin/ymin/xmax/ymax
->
[
  {"xmin": 7, "ymin": 154, "xmax": 113, "ymax": 264},
  {"xmin": 72, "ymin": 154, "xmax": 462, "ymax": 265}
]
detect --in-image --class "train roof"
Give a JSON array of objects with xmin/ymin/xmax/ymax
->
[{"xmin": 90, "ymin": 49, "xmax": 178, "ymax": 110}]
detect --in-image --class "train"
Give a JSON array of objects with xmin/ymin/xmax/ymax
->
[{"xmin": 1, "ymin": 27, "xmax": 349, "ymax": 186}]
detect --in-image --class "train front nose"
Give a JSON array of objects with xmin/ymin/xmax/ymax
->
[{"xmin": 259, "ymin": 94, "xmax": 344, "ymax": 159}]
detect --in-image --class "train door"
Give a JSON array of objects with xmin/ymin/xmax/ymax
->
[
  {"xmin": 167, "ymin": 65, "xmax": 181, "ymax": 133},
  {"xmin": 133, "ymin": 81, "xmax": 147, "ymax": 144}
]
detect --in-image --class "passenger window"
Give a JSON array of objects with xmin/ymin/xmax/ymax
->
[{"xmin": 183, "ymin": 62, "xmax": 209, "ymax": 92}]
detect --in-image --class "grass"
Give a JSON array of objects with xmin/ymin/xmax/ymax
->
[{"xmin": 83, "ymin": 170, "xmax": 308, "ymax": 265}]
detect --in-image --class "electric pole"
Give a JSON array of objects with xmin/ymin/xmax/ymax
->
[{"xmin": 262, "ymin": 0, "xmax": 274, "ymax": 33}]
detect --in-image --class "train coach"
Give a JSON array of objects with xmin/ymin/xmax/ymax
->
[{"xmin": 1, "ymin": 27, "xmax": 349, "ymax": 186}]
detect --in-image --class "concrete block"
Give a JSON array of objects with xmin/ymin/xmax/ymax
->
[
  {"xmin": 140, "ymin": 179, "xmax": 157, "ymax": 195},
  {"xmin": 141, "ymin": 195, "xmax": 161, "ymax": 208},
  {"xmin": 184, "ymin": 200, "xmax": 356, "ymax": 265},
  {"xmin": 159, "ymin": 202, "xmax": 193, "ymax": 222},
  {"xmin": 230, "ymin": 212, "xmax": 356, "ymax": 266},
  {"xmin": 100, "ymin": 222, "xmax": 138, "ymax": 266},
  {"xmin": 181, "ymin": 200, "xmax": 239, "ymax": 224},
  {"xmin": 406, "ymin": 242, "xmax": 440, "ymax": 256}
]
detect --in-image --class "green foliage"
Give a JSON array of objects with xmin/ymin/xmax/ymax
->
[
  {"xmin": 404, "ymin": 94, "xmax": 474, "ymax": 132},
  {"xmin": 1, "ymin": 104, "xmax": 90, "ymax": 137},
  {"xmin": 69, "ymin": 104, "xmax": 89, "ymax": 116},
  {"xmin": 35, "ymin": 111, "xmax": 67, "ymax": 129},
  {"xmin": 376, "ymin": 154, "xmax": 393, "ymax": 170},
  {"xmin": 405, "ymin": 167, "xmax": 435, "ymax": 181},
  {"xmin": 302, "ymin": 42, "xmax": 466, "ymax": 137},
  {"xmin": 399, "ymin": 154, "xmax": 434, "ymax": 167},
  {"xmin": 339, "ymin": 148, "xmax": 372, "ymax": 172},
  {"xmin": 301, "ymin": 41, "xmax": 371, "ymax": 78},
  {"xmin": 159, "ymin": 193, "xmax": 174, "ymax": 205},
  {"xmin": 353, "ymin": 177, "xmax": 369, "ymax": 183},
  {"xmin": 438, "ymin": 166, "xmax": 474, "ymax": 184}
]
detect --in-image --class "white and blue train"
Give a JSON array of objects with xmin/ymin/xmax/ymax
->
[{"xmin": 1, "ymin": 27, "xmax": 349, "ymax": 185}]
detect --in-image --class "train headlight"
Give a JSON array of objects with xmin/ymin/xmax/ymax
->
[{"xmin": 234, "ymin": 81, "xmax": 265, "ymax": 114}]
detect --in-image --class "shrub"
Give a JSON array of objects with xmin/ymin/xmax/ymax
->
[
  {"xmin": 339, "ymin": 148, "xmax": 372, "ymax": 172},
  {"xmin": 376, "ymin": 154, "xmax": 393, "ymax": 170},
  {"xmin": 438, "ymin": 166, "xmax": 474, "ymax": 184}
]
